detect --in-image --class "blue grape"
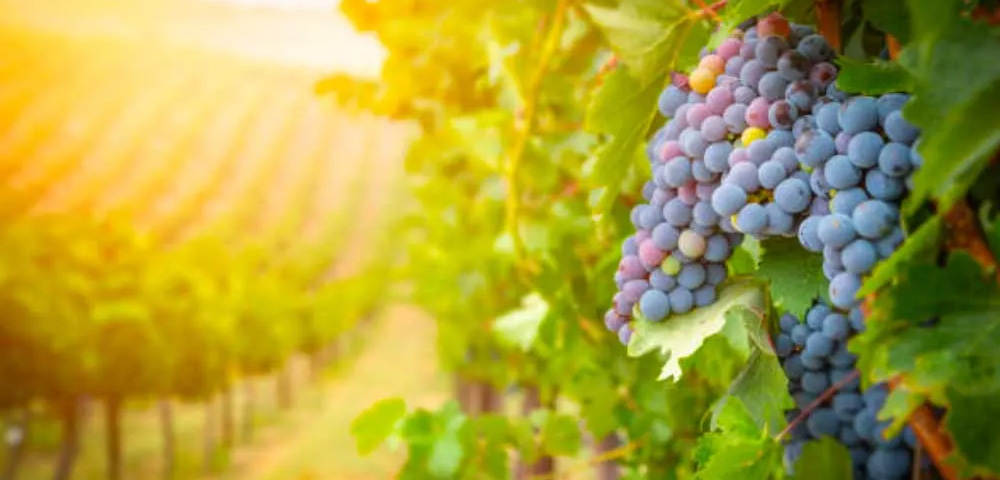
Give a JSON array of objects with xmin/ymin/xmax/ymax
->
[
  {"xmin": 802, "ymin": 372, "xmax": 830, "ymax": 396},
  {"xmin": 852, "ymin": 200, "xmax": 896, "ymax": 239},
  {"xmin": 841, "ymin": 239, "xmax": 877, "ymax": 274},
  {"xmin": 767, "ymin": 129, "xmax": 795, "ymax": 149},
  {"xmin": 797, "ymin": 34, "xmax": 834, "ymax": 62},
  {"xmin": 795, "ymin": 129, "xmax": 836, "ymax": 167},
  {"xmin": 638, "ymin": 204, "xmax": 664, "ymax": 229},
  {"xmin": 801, "ymin": 351, "xmax": 826, "ymax": 370},
  {"xmin": 784, "ymin": 354, "xmax": 805, "ymax": 381},
  {"xmin": 663, "ymin": 198, "xmax": 693, "ymax": 226},
  {"xmin": 830, "ymin": 187, "xmax": 868, "ymax": 215},
  {"xmin": 772, "ymin": 146, "xmax": 799, "ymax": 173},
  {"xmin": 662, "ymin": 156, "xmax": 693, "ymax": 187},
  {"xmin": 622, "ymin": 236, "xmax": 638, "ymax": 256},
  {"xmin": 864, "ymin": 169, "xmax": 905, "ymax": 200},
  {"xmin": 649, "ymin": 269, "xmax": 677, "ymax": 291},
  {"xmin": 652, "ymin": 222, "xmax": 680, "ymax": 250},
  {"xmin": 736, "ymin": 203, "xmax": 767, "ymax": 234},
  {"xmin": 794, "ymin": 392, "xmax": 818, "ymax": 410},
  {"xmin": 677, "ymin": 263, "xmax": 706, "ymax": 290},
  {"xmin": 884, "ymin": 110, "xmax": 919, "ymax": 144},
  {"xmin": 693, "ymin": 285, "xmax": 717, "ymax": 307},
  {"xmin": 791, "ymin": 324, "xmax": 810, "ymax": 346},
  {"xmin": 876, "ymin": 93, "xmax": 908, "ymax": 123},
  {"xmin": 780, "ymin": 312, "xmax": 799, "ymax": 332},
  {"xmin": 747, "ymin": 139, "xmax": 777, "ymax": 166},
  {"xmin": 669, "ymin": 287, "xmax": 694, "ymax": 314},
  {"xmin": 876, "ymin": 227, "xmax": 903, "ymax": 258},
  {"xmin": 838, "ymin": 96, "xmax": 879, "ymax": 134},
  {"xmin": 775, "ymin": 333, "xmax": 794, "ymax": 357},
  {"xmin": 867, "ymin": 448, "xmax": 911, "ymax": 478},
  {"xmin": 777, "ymin": 50, "xmax": 810, "ymax": 80},
  {"xmin": 768, "ymin": 100, "xmax": 798, "ymax": 129},
  {"xmin": 759, "ymin": 160, "xmax": 789, "ymax": 189},
  {"xmin": 798, "ymin": 215, "xmax": 823, "ymax": 252},
  {"xmin": 691, "ymin": 160, "xmax": 716, "ymax": 183},
  {"xmin": 806, "ymin": 408, "xmax": 839, "ymax": 437},
  {"xmin": 711, "ymin": 183, "xmax": 748, "ymax": 216},
  {"xmin": 829, "ymin": 272, "xmax": 861, "ymax": 309},
  {"xmin": 755, "ymin": 35, "xmax": 788, "ymax": 68},
  {"xmin": 765, "ymin": 203, "xmax": 795, "ymax": 235},
  {"xmin": 639, "ymin": 289, "xmax": 671, "ymax": 321},
  {"xmin": 853, "ymin": 408, "xmax": 877, "ymax": 440},
  {"xmin": 692, "ymin": 201, "xmax": 719, "ymax": 227},
  {"xmin": 706, "ymin": 263, "xmax": 727, "ymax": 285},
  {"xmin": 722, "ymin": 103, "xmax": 748, "ymax": 133},
  {"xmin": 839, "ymin": 426, "xmax": 862, "ymax": 446},
  {"xmin": 833, "ymin": 392, "xmax": 863, "ymax": 419},
  {"xmin": 725, "ymin": 55, "xmax": 745, "ymax": 76},
  {"xmin": 642, "ymin": 181, "xmax": 656, "ymax": 200},
  {"xmin": 805, "ymin": 332, "xmax": 834, "ymax": 357},
  {"xmin": 830, "ymin": 369, "xmax": 860, "ymax": 390},
  {"xmin": 733, "ymin": 85, "xmax": 756, "ymax": 105},
  {"xmin": 829, "ymin": 343, "xmax": 857, "ymax": 368},
  {"xmin": 703, "ymin": 234, "xmax": 730, "ymax": 262},
  {"xmin": 878, "ymin": 142, "xmax": 912, "ymax": 177},
  {"xmin": 784, "ymin": 80, "xmax": 817, "ymax": 112},
  {"xmin": 658, "ymin": 85, "xmax": 689, "ymax": 117},
  {"xmin": 806, "ymin": 303, "xmax": 830, "ymax": 328},
  {"xmin": 848, "ymin": 307, "xmax": 865, "ymax": 332},
  {"xmin": 680, "ymin": 128, "xmax": 708, "ymax": 157},
  {"xmin": 824, "ymin": 154, "xmax": 862, "ymax": 189},
  {"xmin": 739, "ymin": 59, "xmax": 767, "ymax": 88},
  {"xmin": 774, "ymin": 177, "xmax": 812, "ymax": 213},
  {"xmin": 630, "ymin": 205, "xmax": 645, "ymax": 228},
  {"xmin": 727, "ymin": 162, "xmax": 761, "ymax": 192},
  {"xmin": 704, "ymin": 141, "xmax": 733, "ymax": 173},
  {"xmin": 847, "ymin": 131, "xmax": 883, "ymax": 168},
  {"xmin": 817, "ymin": 214, "xmax": 856, "ymax": 248},
  {"xmin": 701, "ymin": 115, "xmax": 728, "ymax": 142},
  {"xmin": 759, "ymin": 71, "xmax": 790, "ymax": 101},
  {"xmin": 822, "ymin": 260, "xmax": 842, "ymax": 280},
  {"xmin": 814, "ymin": 101, "xmax": 841, "ymax": 134},
  {"xmin": 822, "ymin": 313, "xmax": 850, "ymax": 340}
]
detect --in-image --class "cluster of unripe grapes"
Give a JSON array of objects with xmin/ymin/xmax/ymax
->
[{"xmin": 602, "ymin": 13, "xmax": 925, "ymax": 479}]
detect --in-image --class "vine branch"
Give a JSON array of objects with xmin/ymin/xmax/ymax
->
[
  {"xmin": 814, "ymin": 0, "xmax": 842, "ymax": 52},
  {"xmin": 504, "ymin": 0, "xmax": 571, "ymax": 277}
]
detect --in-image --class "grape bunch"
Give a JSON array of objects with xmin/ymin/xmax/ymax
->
[{"xmin": 776, "ymin": 301, "xmax": 918, "ymax": 479}]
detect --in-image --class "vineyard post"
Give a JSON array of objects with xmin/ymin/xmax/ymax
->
[
  {"xmin": 593, "ymin": 434, "xmax": 622, "ymax": 480},
  {"xmin": 104, "ymin": 396, "xmax": 123, "ymax": 480},
  {"xmin": 276, "ymin": 363, "xmax": 293, "ymax": 410},
  {"xmin": 51, "ymin": 397, "xmax": 80, "ymax": 480},
  {"xmin": 158, "ymin": 398, "xmax": 175, "ymax": 480},
  {"xmin": 0, "ymin": 407, "xmax": 28, "ymax": 480},
  {"xmin": 242, "ymin": 380, "xmax": 255, "ymax": 443},
  {"xmin": 221, "ymin": 387, "xmax": 234, "ymax": 450},
  {"xmin": 202, "ymin": 397, "xmax": 216, "ymax": 474},
  {"xmin": 515, "ymin": 385, "xmax": 555, "ymax": 479}
]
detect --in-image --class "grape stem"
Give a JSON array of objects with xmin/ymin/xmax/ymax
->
[
  {"xmin": 504, "ymin": 0, "xmax": 571, "ymax": 278},
  {"xmin": 814, "ymin": 0, "xmax": 842, "ymax": 53},
  {"xmin": 692, "ymin": 0, "xmax": 727, "ymax": 22},
  {"xmin": 776, "ymin": 369, "xmax": 859, "ymax": 441}
]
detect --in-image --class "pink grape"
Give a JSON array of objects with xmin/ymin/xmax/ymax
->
[
  {"xmin": 639, "ymin": 239, "xmax": 667, "ymax": 267},
  {"xmin": 746, "ymin": 97, "xmax": 771, "ymax": 128}
]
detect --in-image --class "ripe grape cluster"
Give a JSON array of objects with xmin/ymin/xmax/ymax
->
[
  {"xmin": 777, "ymin": 301, "xmax": 918, "ymax": 479},
  {"xmin": 602, "ymin": 12, "xmax": 927, "ymax": 479}
]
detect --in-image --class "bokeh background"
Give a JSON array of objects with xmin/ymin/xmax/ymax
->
[{"xmin": 0, "ymin": 0, "xmax": 448, "ymax": 478}]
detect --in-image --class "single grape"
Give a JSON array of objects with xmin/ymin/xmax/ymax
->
[
  {"xmin": 878, "ymin": 142, "xmax": 912, "ymax": 177},
  {"xmin": 806, "ymin": 408, "xmax": 840, "ymax": 438},
  {"xmin": 747, "ymin": 139, "xmax": 777, "ymax": 166},
  {"xmin": 739, "ymin": 59, "xmax": 767, "ymax": 90},
  {"xmin": 706, "ymin": 263, "xmax": 727, "ymax": 285},
  {"xmin": 677, "ymin": 263, "xmax": 707, "ymax": 290},
  {"xmin": 704, "ymin": 141, "xmax": 733, "ymax": 173},
  {"xmin": 777, "ymin": 50, "xmax": 810, "ymax": 81},
  {"xmin": 693, "ymin": 284, "xmax": 717, "ymax": 307},
  {"xmin": 852, "ymin": 200, "xmax": 897, "ymax": 239},
  {"xmin": 884, "ymin": 110, "xmax": 919, "ymax": 144},
  {"xmin": 711, "ymin": 183, "xmax": 748, "ymax": 216},
  {"xmin": 822, "ymin": 312, "xmax": 850, "ymax": 340},
  {"xmin": 757, "ymin": 12, "xmax": 791, "ymax": 38},
  {"xmin": 651, "ymin": 222, "xmax": 680, "ymax": 251},
  {"xmin": 765, "ymin": 203, "xmax": 795, "ymax": 235},
  {"xmin": 768, "ymin": 100, "xmax": 798, "ymax": 130},
  {"xmin": 829, "ymin": 272, "xmax": 862, "ymax": 309},
  {"xmin": 619, "ymin": 255, "xmax": 646, "ymax": 280},
  {"xmin": 846, "ymin": 131, "xmax": 883, "ymax": 168},
  {"xmin": 784, "ymin": 80, "xmax": 816, "ymax": 112},
  {"xmin": 818, "ymin": 213, "xmax": 857, "ymax": 248},
  {"xmin": 824, "ymin": 154, "xmax": 862, "ymax": 189},
  {"xmin": 772, "ymin": 146, "xmax": 799, "ymax": 173},
  {"xmin": 699, "ymin": 54, "xmax": 725, "ymax": 75},
  {"xmin": 692, "ymin": 200, "xmax": 718, "ymax": 226},
  {"xmin": 755, "ymin": 35, "xmax": 788, "ymax": 69},
  {"xmin": 791, "ymin": 323, "xmax": 810, "ymax": 346},
  {"xmin": 678, "ymin": 230, "xmax": 708, "ymax": 259},
  {"xmin": 758, "ymin": 160, "xmax": 787, "ymax": 189},
  {"xmin": 853, "ymin": 408, "xmax": 877, "ymax": 440},
  {"xmin": 809, "ymin": 61, "xmax": 838, "ymax": 89},
  {"xmin": 795, "ymin": 129, "xmax": 836, "ymax": 167},
  {"xmin": 638, "ymin": 239, "xmax": 668, "ymax": 268},
  {"xmin": 838, "ymin": 96, "xmax": 879, "ymax": 134},
  {"xmin": 767, "ymin": 129, "xmax": 795, "ymax": 149},
  {"xmin": 663, "ymin": 198, "xmax": 693, "ymax": 226},
  {"xmin": 841, "ymin": 238, "xmax": 878, "ymax": 274},
  {"xmin": 830, "ymin": 187, "xmax": 868, "ymax": 216},
  {"xmin": 736, "ymin": 203, "xmax": 768, "ymax": 234},
  {"xmin": 778, "ymin": 314, "xmax": 799, "ymax": 334},
  {"xmin": 864, "ymin": 169, "xmax": 905, "ymax": 200},
  {"xmin": 797, "ymin": 215, "xmax": 823, "ymax": 252},
  {"xmin": 669, "ymin": 287, "xmax": 694, "ymax": 314},
  {"xmin": 639, "ymin": 289, "xmax": 671, "ymax": 321},
  {"xmin": 621, "ymin": 279, "xmax": 650, "ymax": 303},
  {"xmin": 660, "ymin": 255, "xmax": 682, "ymax": 275},
  {"xmin": 658, "ymin": 85, "xmax": 690, "ymax": 117},
  {"xmin": 680, "ymin": 127, "xmax": 709, "ymax": 158},
  {"xmin": 621, "ymin": 236, "xmax": 638, "ymax": 256},
  {"xmin": 689, "ymin": 67, "xmax": 716, "ymax": 94},
  {"xmin": 700, "ymin": 115, "xmax": 728, "ymax": 142},
  {"xmin": 662, "ymin": 156, "xmax": 693, "ymax": 187},
  {"xmin": 867, "ymin": 448, "xmax": 912, "ymax": 478},
  {"xmin": 829, "ymin": 342, "xmax": 857, "ymax": 368},
  {"xmin": 649, "ymin": 269, "xmax": 677, "ymax": 291},
  {"xmin": 805, "ymin": 331, "xmax": 834, "ymax": 356},
  {"xmin": 774, "ymin": 177, "xmax": 812, "ymax": 213},
  {"xmin": 705, "ymin": 86, "xmax": 734, "ymax": 114},
  {"xmin": 784, "ymin": 354, "xmax": 805, "ymax": 380},
  {"xmin": 733, "ymin": 85, "xmax": 756, "ymax": 105},
  {"xmin": 759, "ymin": 71, "xmax": 790, "ymax": 101},
  {"xmin": 801, "ymin": 350, "xmax": 826, "ymax": 370},
  {"xmin": 797, "ymin": 34, "xmax": 835, "ymax": 62},
  {"xmin": 613, "ymin": 293, "xmax": 633, "ymax": 316},
  {"xmin": 617, "ymin": 324, "xmax": 633, "ymax": 345},
  {"xmin": 702, "ymin": 234, "xmax": 730, "ymax": 262},
  {"xmin": 814, "ymin": 101, "xmax": 841, "ymax": 135},
  {"xmin": 774, "ymin": 333, "xmax": 793, "ymax": 357},
  {"xmin": 717, "ymin": 37, "xmax": 743, "ymax": 60},
  {"xmin": 745, "ymin": 97, "xmax": 771, "ymax": 128},
  {"xmin": 724, "ymin": 55, "xmax": 746, "ymax": 76}
]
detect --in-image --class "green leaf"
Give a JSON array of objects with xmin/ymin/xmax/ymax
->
[
  {"xmin": 427, "ymin": 433, "xmax": 464, "ymax": 478},
  {"xmin": 945, "ymin": 387, "xmax": 1000, "ymax": 475},
  {"xmin": 584, "ymin": 1, "xmax": 709, "ymax": 82},
  {"xmin": 756, "ymin": 237, "xmax": 825, "ymax": 319},
  {"xmin": 721, "ymin": 0, "xmax": 789, "ymax": 26},
  {"xmin": 493, "ymin": 293, "xmax": 550, "ymax": 351},
  {"xmin": 909, "ymin": 78, "xmax": 1000, "ymax": 213},
  {"xmin": 858, "ymin": 215, "xmax": 942, "ymax": 296},
  {"xmin": 584, "ymin": 67, "xmax": 664, "ymax": 213},
  {"xmin": 835, "ymin": 57, "xmax": 913, "ymax": 95},
  {"xmin": 861, "ymin": 0, "xmax": 910, "ymax": 43},
  {"xmin": 791, "ymin": 437, "xmax": 853, "ymax": 480},
  {"xmin": 541, "ymin": 414, "xmax": 582, "ymax": 456},
  {"xmin": 712, "ymin": 350, "xmax": 793, "ymax": 434},
  {"xmin": 629, "ymin": 277, "xmax": 767, "ymax": 381},
  {"xmin": 351, "ymin": 397, "xmax": 407, "ymax": 455},
  {"xmin": 695, "ymin": 399, "xmax": 781, "ymax": 480}
]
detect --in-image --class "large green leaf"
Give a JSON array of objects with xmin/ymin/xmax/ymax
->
[
  {"xmin": 791, "ymin": 437, "xmax": 853, "ymax": 480},
  {"xmin": 756, "ymin": 238, "xmax": 826, "ymax": 319},
  {"xmin": 351, "ymin": 397, "xmax": 407, "ymax": 455},
  {"xmin": 712, "ymin": 349, "xmax": 793, "ymax": 434},
  {"xmin": 492, "ymin": 293, "xmax": 550, "ymax": 351},
  {"xmin": 629, "ymin": 277, "xmax": 767, "ymax": 381},
  {"xmin": 836, "ymin": 57, "xmax": 913, "ymax": 95},
  {"xmin": 695, "ymin": 399, "xmax": 781, "ymax": 480}
]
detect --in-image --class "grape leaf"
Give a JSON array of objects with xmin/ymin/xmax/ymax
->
[
  {"xmin": 541, "ymin": 414, "xmax": 582, "ymax": 455},
  {"xmin": 584, "ymin": 0, "xmax": 709, "ymax": 82},
  {"xmin": 492, "ymin": 293, "xmax": 550, "ymax": 351},
  {"xmin": 695, "ymin": 399, "xmax": 781, "ymax": 480},
  {"xmin": 756, "ymin": 237, "xmax": 825, "ymax": 319},
  {"xmin": 945, "ymin": 387, "xmax": 1000, "ymax": 475},
  {"xmin": 791, "ymin": 437, "xmax": 853, "ymax": 480},
  {"xmin": 711, "ymin": 349, "xmax": 792, "ymax": 435},
  {"xmin": 351, "ymin": 397, "xmax": 407, "ymax": 455},
  {"xmin": 721, "ymin": 0, "xmax": 789, "ymax": 26},
  {"xmin": 835, "ymin": 57, "xmax": 913, "ymax": 95},
  {"xmin": 629, "ymin": 277, "xmax": 767, "ymax": 381},
  {"xmin": 584, "ymin": 67, "xmax": 664, "ymax": 213},
  {"xmin": 857, "ymin": 215, "xmax": 942, "ymax": 296},
  {"xmin": 427, "ymin": 433, "xmax": 464, "ymax": 478},
  {"xmin": 861, "ymin": 0, "xmax": 910, "ymax": 43}
]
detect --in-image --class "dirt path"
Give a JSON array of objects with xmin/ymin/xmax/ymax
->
[{"xmin": 218, "ymin": 306, "xmax": 448, "ymax": 480}]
